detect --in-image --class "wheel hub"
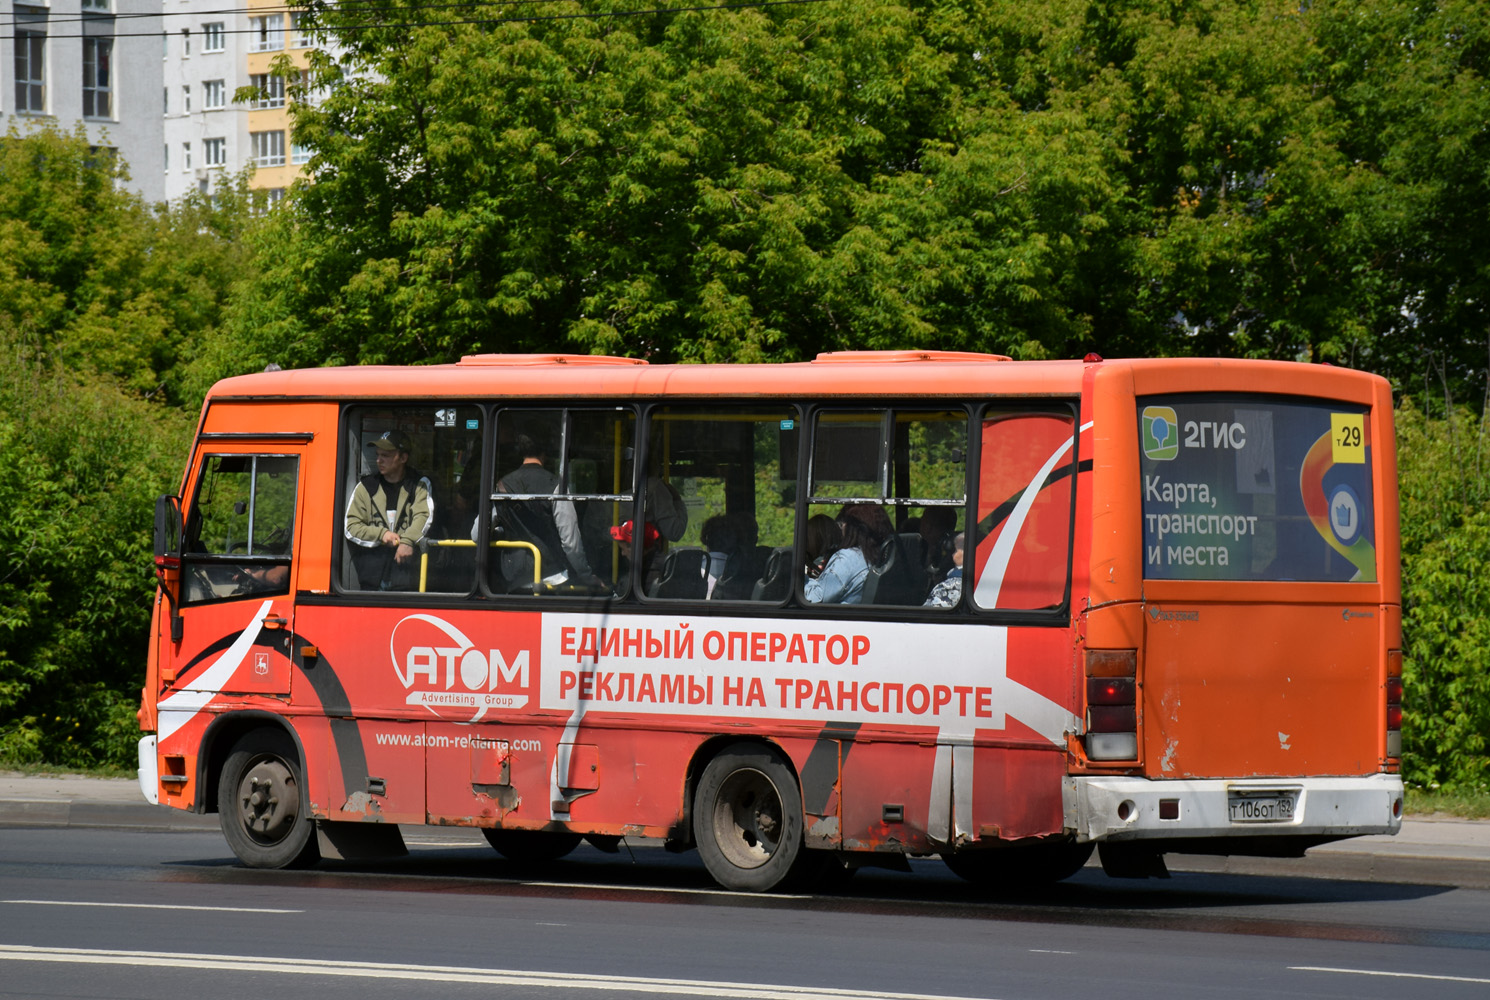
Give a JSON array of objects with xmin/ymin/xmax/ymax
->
[
  {"xmin": 237, "ymin": 757, "xmax": 299, "ymax": 843},
  {"xmin": 713, "ymin": 768, "xmax": 782, "ymax": 870}
]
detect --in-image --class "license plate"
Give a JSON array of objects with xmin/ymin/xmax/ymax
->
[{"xmin": 1228, "ymin": 792, "xmax": 1297, "ymax": 823}]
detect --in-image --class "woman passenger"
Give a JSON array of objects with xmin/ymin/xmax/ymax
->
[{"xmin": 804, "ymin": 505, "xmax": 890, "ymax": 604}]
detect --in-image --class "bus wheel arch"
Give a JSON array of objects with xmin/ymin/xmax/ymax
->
[
  {"xmin": 691, "ymin": 739, "xmax": 809, "ymax": 892},
  {"xmin": 198, "ymin": 710, "xmax": 308, "ymax": 816},
  {"xmin": 215, "ymin": 725, "xmax": 320, "ymax": 869}
]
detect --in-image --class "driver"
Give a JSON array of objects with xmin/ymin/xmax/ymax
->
[{"xmin": 344, "ymin": 429, "xmax": 433, "ymax": 590}]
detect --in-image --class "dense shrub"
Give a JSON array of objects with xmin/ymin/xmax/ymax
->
[{"xmin": 1396, "ymin": 400, "xmax": 1490, "ymax": 792}]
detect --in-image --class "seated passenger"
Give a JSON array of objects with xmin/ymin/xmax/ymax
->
[
  {"xmin": 918, "ymin": 506, "xmax": 958, "ymax": 584},
  {"xmin": 923, "ymin": 532, "xmax": 965, "ymax": 608},
  {"xmin": 700, "ymin": 514, "xmax": 739, "ymax": 599},
  {"xmin": 803, "ymin": 505, "xmax": 889, "ymax": 604},
  {"xmin": 618, "ymin": 475, "xmax": 690, "ymax": 593}
]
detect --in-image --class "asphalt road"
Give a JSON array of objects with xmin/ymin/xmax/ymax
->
[{"xmin": 1, "ymin": 826, "xmax": 1487, "ymax": 1000}]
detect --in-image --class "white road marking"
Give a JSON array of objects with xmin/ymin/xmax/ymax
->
[
  {"xmin": 0, "ymin": 946, "xmax": 1000, "ymax": 1000},
  {"xmin": 2, "ymin": 900, "xmax": 301, "ymax": 914},
  {"xmin": 1028, "ymin": 950, "xmax": 1074, "ymax": 955},
  {"xmin": 1292, "ymin": 966, "xmax": 1490, "ymax": 985}
]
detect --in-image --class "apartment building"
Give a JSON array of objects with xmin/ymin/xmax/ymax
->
[
  {"xmin": 161, "ymin": 0, "xmax": 323, "ymax": 205},
  {"xmin": 2, "ymin": 0, "xmax": 165, "ymax": 201},
  {"xmin": 3, "ymin": 0, "xmax": 328, "ymax": 205}
]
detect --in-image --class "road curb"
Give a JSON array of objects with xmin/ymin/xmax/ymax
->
[{"xmin": 0, "ymin": 798, "xmax": 218, "ymax": 832}]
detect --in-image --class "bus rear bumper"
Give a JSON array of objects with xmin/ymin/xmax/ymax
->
[{"xmin": 1064, "ymin": 774, "xmax": 1404, "ymax": 843}]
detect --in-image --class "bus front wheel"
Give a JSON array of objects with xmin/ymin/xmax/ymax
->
[
  {"xmin": 693, "ymin": 744, "xmax": 805, "ymax": 892},
  {"xmin": 942, "ymin": 839, "xmax": 1093, "ymax": 888},
  {"xmin": 218, "ymin": 729, "xmax": 319, "ymax": 869}
]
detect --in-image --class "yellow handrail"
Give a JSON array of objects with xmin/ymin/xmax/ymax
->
[{"xmin": 418, "ymin": 539, "xmax": 542, "ymax": 593}]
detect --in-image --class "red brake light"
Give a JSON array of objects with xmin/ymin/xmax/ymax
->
[
  {"xmin": 1087, "ymin": 677, "xmax": 1135, "ymax": 706},
  {"xmin": 1386, "ymin": 677, "xmax": 1404, "ymax": 705},
  {"xmin": 1084, "ymin": 649, "xmax": 1137, "ymax": 758}
]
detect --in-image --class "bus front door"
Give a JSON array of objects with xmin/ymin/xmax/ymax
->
[{"xmin": 166, "ymin": 451, "xmax": 304, "ymax": 704}]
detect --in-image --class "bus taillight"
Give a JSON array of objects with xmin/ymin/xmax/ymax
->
[
  {"xmin": 1085, "ymin": 649, "xmax": 1137, "ymax": 761},
  {"xmin": 1385, "ymin": 649, "xmax": 1403, "ymax": 758}
]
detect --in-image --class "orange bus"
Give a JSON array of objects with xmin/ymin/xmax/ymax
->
[{"xmin": 138, "ymin": 352, "xmax": 1403, "ymax": 890}]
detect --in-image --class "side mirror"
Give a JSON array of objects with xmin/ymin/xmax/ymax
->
[
  {"xmin": 154, "ymin": 495, "xmax": 182, "ymax": 572},
  {"xmin": 154, "ymin": 495, "xmax": 184, "ymax": 643}
]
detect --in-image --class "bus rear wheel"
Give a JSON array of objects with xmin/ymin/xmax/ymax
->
[
  {"xmin": 218, "ymin": 729, "xmax": 319, "ymax": 869},
  {"xmin": 942, "ymin": 839, "xmax": 1093, "ymax": 888},
  {"xmin": 693, "ymin": 744, "xmax": 805, "ymax": 892},
  {"xmin": 481, "ymin": 829, "xmax": 583, "ymax": 862}
]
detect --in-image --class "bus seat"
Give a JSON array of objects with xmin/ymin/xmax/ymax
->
[
  {"xmin": 711, "ymin": 545, "xmax": 772, "ymax": 601},
  {"xmin": 751, "ymin": 546, "xmax": 794, "ymax": 602},
  {"xmin": 649, "ymin": 547, "xmax": 708, "ymax": 599},
  {"xmin": 861, "ymin": 534, "xmax": 927, "ymax": 606},
  {"xmin": 897, "ymin": 533, "xmax": 926, "ymax": 577}
]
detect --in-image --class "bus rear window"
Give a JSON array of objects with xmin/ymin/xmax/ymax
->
[{"xmin": 1139, "ymin": 394, "xmax": 1375, "ymax": 582}]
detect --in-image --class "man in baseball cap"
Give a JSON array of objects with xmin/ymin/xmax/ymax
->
[{"xmin": 344, "ymin": 429, "xmax": 433, "ymax": 589}]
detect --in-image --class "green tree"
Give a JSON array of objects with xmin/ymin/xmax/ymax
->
[
  {"xmin": 1395, "ymin": 402, "xmax": 1490, "ymax": 791},
  {"xmin": 0, "ymin": 341, "xmax": 191, "ymax": 768},
  {"xmin": 0, "ymin": 125, "xmax": 226, "ymax": 766},
  {"xmin": 0, "ymin": 122, "xmax": 254, "ymax": 406},
  {"xmin": 197, "ymin": 0, "xmax": 1141, "ymax": 379},
  {"xmin": 200, "ymin": 0, "xmax": 1489, "ymax": 401}
]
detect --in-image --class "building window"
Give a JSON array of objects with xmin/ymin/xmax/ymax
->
[
  {"xmin": 248, "ymin": 15, "xmax": 284, "ymax": 53},
  {"xmin": 180, "ymin": 28, "xmax": 190, "ymax": 57},
  {"xmin": 252, "ymin": 187, "xmax": 287, "ymax": 216},
  {"xmin": 163, "ymin": 144, "xmax": 169, "ymax": 172},
  {"xmin": 291, "ymin": 142, "xmax": 311, "ymax": 165},
  {"xmin": 181, "ymin": 84, "xmax": 191, "ymax": 114},
  {"xmin": 15, "ymin": 32, "xmax": 46, "ymax": 114},
  {"xmin": 250, "ymin": 130, "xmax": 285, "ymax": 167},
  {"xmin": 204, "ymin": 137, "xmax": 226, "ymax": 167},
  {"xmin": 83, "ymin": 38, "xmax": 113, "ymax": 119},
  {"xmin": 290, "ymin": 12, "xmax": 314, "ymax": 48},
  {"xmin": 203, "ymin": 79, "xmax": 225, "ymax": 110},
  {"xmin": 248, "ymin": 73, "xmax": 284, "ymax": 110},
  {"xmin": 182, "ymin": 142, "xmax": 191, "ymax": 171},
  {"xmin": 82, "ymin": 0, "xmax": 110, "ymax": 10},
  {"xmin": 163, "ymin": 86, "xmax": 169, "ymax": 115},
  {"xmin": 202, "ymin": 22, "xmax": 224, "ymax": 53}
]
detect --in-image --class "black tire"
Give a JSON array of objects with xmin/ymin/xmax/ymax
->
[
  {"xmin": 693, "ymin": 743, "xmax": 805, "ymax": 892},
  {"xmin": 942, "ymin": 839, "xmax": 1094, "ymax": 888},
  {"xmin": 217, "ymin": 729, "xmax": 319, "ymax": 869},
  {"xmin": 481, "ymin": 829, "xmax": 583, "ymax": 862}
]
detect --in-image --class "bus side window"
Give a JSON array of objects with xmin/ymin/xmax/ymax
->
[
  {"xmin": 486, "ymin": 408, "xmax": 636, "ymax": 596},
  {"xmin": 971, "ymin": 409, "xmax": 1076, "ymax": 611},
  {"xmin": 642, "ymin": 406, "xmax": 797, "ymax": 603},
  {"xmin": 181, "ymin": 454, "xmax": 298, "ymax": 604},
  {"xmin": 806, "ymin": 409, "xmax": 966, "ymax": 607},
  {"xmin": 339, "ymin": 405, "xmax": 483, "ymax": 595}
]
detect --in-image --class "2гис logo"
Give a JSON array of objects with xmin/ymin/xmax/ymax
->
[{"xmin": 390, "ymin": 613, "xmax": 534, "ymax": 722}]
